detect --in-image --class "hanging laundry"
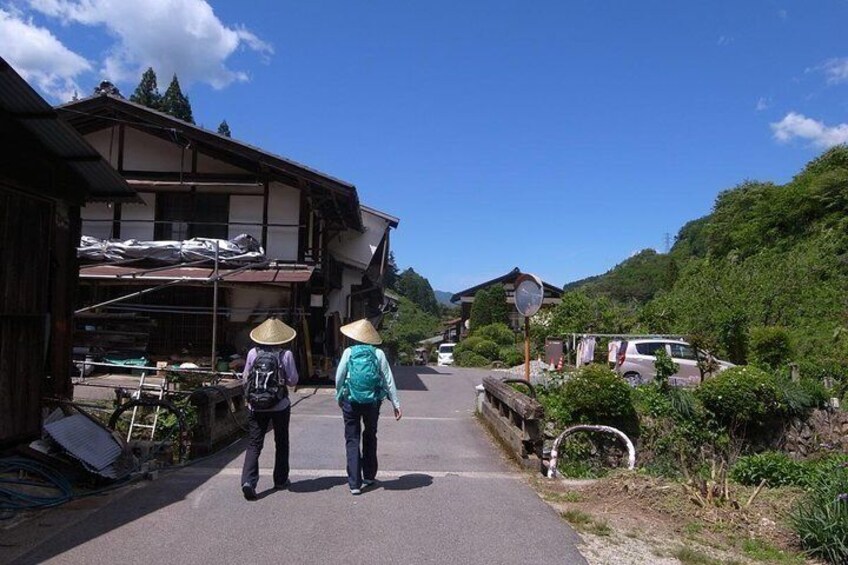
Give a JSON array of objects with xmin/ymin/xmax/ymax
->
[
  {"xmin": 581, "ymin": 336, "xmax": 596, "ymax": 365},
  {"xmin": 608, "ymin": 340, "xmax": 621, "ymax": 367}
]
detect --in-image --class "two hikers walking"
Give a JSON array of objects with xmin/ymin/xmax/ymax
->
[{"xmin": 240, "ymin": 317, "xmax": 401, "ymax": 499}]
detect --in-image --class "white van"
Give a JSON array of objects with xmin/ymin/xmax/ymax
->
[{"xmin": 437, "ymin": 343, "xmax": 456, "ymax": 366}]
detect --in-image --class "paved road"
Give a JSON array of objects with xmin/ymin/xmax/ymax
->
[{"xmin": 6, "ymin": 366, "xmax": 586, "ymax": 564}]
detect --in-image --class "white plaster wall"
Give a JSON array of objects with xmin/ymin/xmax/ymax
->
[
  {"xmin": 265, "ymin": 182, "xmax": 300, "ymax": 261},
  {"xmin": 122, "ymin": 127, "xmax": 184, "ymax": 171},
  {"xmin": 327, "ymin": 209, "xmax": 390, "ymax": 270},
  {"xmin": 85, "ymin": 128, "xmax": 120, "ymax": 167},
  {"xmin": 227, "ymin": 286, "xmax": 291, "ymax": 323},
  {"xmin": 326, "ymin": 267, "xmax": 363, "ymax": 320},
  {"xmin": 197, "ymin": 152, "xmax": 247, "ymax": 174},
  {"xmin": 80, "ymin": 202, "xmax": 113, "ymax": 239},
  {"xmin": 229, "ymin": 194, "xmax": 264, "ymax": 243},
  {"xmin": 120, "ymin": 193, "xmax": 155, "ymax": 240}
]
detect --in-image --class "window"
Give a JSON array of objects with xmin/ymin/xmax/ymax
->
[
  {"xmin": 155, "ymin": 192, "xmax": 230, "ymax": 240},
  {"xmin": 635, "ymin": 342, "xmax": 665, "ymax": 357},
  {"xmin": 669, "ymin": 343, "xmax": 698, "ymax": 360}
]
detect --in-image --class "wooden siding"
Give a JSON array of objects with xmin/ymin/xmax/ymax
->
[{"xmin": 0, "ymin": 186, "xmax": 53, "ymax": 444}]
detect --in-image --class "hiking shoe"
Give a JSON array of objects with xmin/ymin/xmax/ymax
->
[
  {"xmin": 242, "ymin": 483, "xmax": 257, "ymax": 501},
  {"xmin": 350, "ymin": 487, "xmax": 362, "ymax": 495},
  {"xmin": 273, "ymin": 480, "xmax": 291, "ymax": 490}
]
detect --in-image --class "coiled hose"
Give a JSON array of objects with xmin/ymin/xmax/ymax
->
[{"xmin": 0, "ymin": 457, "xmax": 74, "ymax": 519}]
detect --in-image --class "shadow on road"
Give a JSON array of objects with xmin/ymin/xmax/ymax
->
[
  {"xmin": 378, "ymin": 473, "xmax": 433, "ymax": 491},
  {"xmin": 286, "ymin": 476, "xmax": 348, "ymax": 493}
]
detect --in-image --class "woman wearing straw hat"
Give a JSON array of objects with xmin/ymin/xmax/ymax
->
[
  {"xmin": 335, "ymin": 318, "xmax": 401, "ymax": 495},
  {"xmin": 240, "ymin": 317, "xmax": 299, "ymax": 500}
]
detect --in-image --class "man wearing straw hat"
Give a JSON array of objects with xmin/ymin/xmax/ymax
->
[
  {"xmin": 240, "ymin": 317, "xmax": 299, "ymax": 500},
  {"xmin": 335, "ymin": 318, "xmax": 401, "ymax": 495}
]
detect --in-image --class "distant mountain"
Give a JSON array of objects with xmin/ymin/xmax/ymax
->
[{"xmin": 434, "ymin": 290, "xmax": 454, "ymax": 306}]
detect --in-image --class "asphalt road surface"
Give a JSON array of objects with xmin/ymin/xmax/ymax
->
[{"xmin": 6, "ymin": 366, "xmax": 586, "ymax": 565}]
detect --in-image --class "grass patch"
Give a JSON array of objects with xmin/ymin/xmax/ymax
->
[
  {"xmin": 671, "ymin": 546, "xmax": 723, "ymax": 565},
  {"xmin": 561, "ymin": 509, "xmax": 613, "ymax": 537},
  {"xmin": 588, "ymin": 519, "xmax": 612, "ymax": 536},
  {"xmin": 561, "ymin": 509, "xmax": 592, "ymax": 527},
  {"xmin": 741, "ymin": 538, "xmax": 803, "ymax": 564},
  {"xmin": 684, "ymin": 521, "xmax": 704, "ymax": 536},
  {"xmin": 542, "ymin": 491, "xmax": 582, "ymax": 504}
]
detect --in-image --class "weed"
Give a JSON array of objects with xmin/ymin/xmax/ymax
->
[
  {"xmin": 672, "ymin": 546, "xmax": 722, "ymax": 565},
  {"xmin": 561, "ymin": 509, "xmax": 592, "ymax": 527},
  {"xmin": 741, "ymin": 538, "xmax": 803, "ymax": 564},
  {"xmin": 684, "ymin": 521, "xmax": 705, "ymax": 536},
  {"xmin": 588, "ymin": 519, "xmax": 612, "ymax": 536}
]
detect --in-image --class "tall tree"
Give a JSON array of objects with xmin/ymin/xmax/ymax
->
[
  {"xmin": 217, "ymin": 120, "xmax": 232, "ymax": 137},
  {"xmin": 130, "ymin": 67, "xmax": 161, "ymax": 109},
  {"xmin": 396, "ymin": 268, "xmax": 439, "ymax": 315},
  {"xmin": 469, "ymin": 284, "xmax": 509, "ymax": 329},
  {"xmin": 383, "ymin": 251, "xmax": 399, "ymax": 290},
  {"xmin": 160, "ymin": 74, "xmax": 194, "ymax": 123}
]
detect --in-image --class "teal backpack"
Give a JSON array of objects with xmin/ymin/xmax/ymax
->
[{"xmin": 345, "ymin": 345, "xmax": 384, "ymax": 404}]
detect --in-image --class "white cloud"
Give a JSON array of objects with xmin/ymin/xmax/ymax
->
[
  {"xmin": 716, "ymin": 35, "xmax": 733, "ymax": 47},
  {"xmin": 0, "ymin": 8, "xmax": 90, "ymax": 100},
  {"xmin": 28, "ymin": 0, "xmax": 273, "ymax": 90},
  {"xmin": 771, "ymin": 112, "xmax": 848, "ymax": 148},
  {"xmin": 820, "ymin": 58, "xmax": 848, "ymax": 85},
  {"xmin": 777, "ymin": 9, "xmax": 788, "ymax": 20},
  {"xmin": 755, "ymin": 97, "xmax": 769, "ymax": 112}
]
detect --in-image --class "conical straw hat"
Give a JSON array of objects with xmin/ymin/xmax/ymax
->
[
  {"xmin": 340, "ymin": 319, "xmax": 382, "ymax": 345},
  {"xmin": 249, "ymin": 318, "xmax": 297, "ymax": 345}
]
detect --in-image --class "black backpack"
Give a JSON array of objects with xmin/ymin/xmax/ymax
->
[{"xmin": 247, "ymin": 348, "xmax": 287, "ymax": 409}]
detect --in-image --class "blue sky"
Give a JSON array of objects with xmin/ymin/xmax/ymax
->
[{"xmin": 2, "ymin": 1, "xmax": 847, "ymax": 292}]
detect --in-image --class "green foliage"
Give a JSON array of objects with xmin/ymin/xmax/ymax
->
[
  {"xmin": 130, "ymin": 67, "xmax": 161, "ymax": 109},
  {"xmin": 381, "ymin": 296, "xmax": 440, "ymax": 363},
  {"xmin": 384, "ymin": 252, "xmax": 399, "ymax": 290},
  {"xmin": 455, "ymin": 350, "xmax": 489, "ymax": 367},
  {"xmin": 469, "ymin": 284, "xmax": 509, "ymax": 329},
  {"xmin": 653, "ymin": 348, "xmax": 678, "ymax": 392},
  {"xmin": 160, "ymin": 74, "xmax": 194, "ymax": 123},
  {"xmin": 473, "ymin": 323, "xmax": 516, "ymax": 346},
  {"xmin": 217, "ymin": 120, "xmax": 231, "ymax": 137},
  {"xmin": 532, "ymin": 290, "xmax": 636, "ymax": 348},
  {"xmin": 396, "ymin": 268, "xmax": 439, "ymax": 315},
  {"xmin": 730, "ymin": 451, "xmax": 809, "ymax": 487},
  {"xmin": 696, "ymin": 366, "xmax": 817, "ymax": 438},
  {"xmin": 791, "ymin": 460, "xmax": 848, "ymax": 564},
  {"xmin": 750, "ymin": 326, "xmax": 794, "ymax": 371},
  {"xmin": 472, "ymin": 339, "xmax": 499, "ymax": 360},
  {"xmin": 540, "ymin": 364, "xmax": 638, "ymax": 435},
  {"xmin": 567, "ymin": 249, "xmax": 676, "ymax": 303},
  {"xmin": 499, "ymin": 347, "xmax": 524, "ymax": 367}
]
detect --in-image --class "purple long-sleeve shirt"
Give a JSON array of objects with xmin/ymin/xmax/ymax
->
[{"xmin": 242, "ymin": 347, "xmax": 299, "ymax": 411}]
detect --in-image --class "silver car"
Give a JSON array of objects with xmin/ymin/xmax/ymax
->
[{"xmin": 615, "ymin": 339, "xmax": 733, "ymax": 385}]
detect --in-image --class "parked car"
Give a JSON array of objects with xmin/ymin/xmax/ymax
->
[
  {"xmin": 437, "ymin": 343, "xmax": 456, "ymax": 366},
  {"xmin": 615, "ymin": 339, "xmax": 733, "ymax": 385}
]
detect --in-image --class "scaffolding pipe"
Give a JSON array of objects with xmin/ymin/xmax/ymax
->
[
  {"xmin": 211, "ymin": 241, "xmax": 220, "ymax": 373},
  {"xmin": 75, "ymin": 279, "xmax": 185, "ymax": 314}
]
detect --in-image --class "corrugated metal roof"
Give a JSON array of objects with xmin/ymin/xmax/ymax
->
[{"xmin": 0, "ymin": 57, "xmax": 137, "ymax": 203}]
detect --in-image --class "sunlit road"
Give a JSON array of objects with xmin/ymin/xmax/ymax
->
[{"xmin": 6, "ymin": 366, "xmax": 586, "ymax": 565}]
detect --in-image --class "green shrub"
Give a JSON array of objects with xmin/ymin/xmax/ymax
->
[
  {"xmin": 696, "ymin": 365, "xmax": 795, "ymax": 434},
  {"xmin": 556, "ymin": 364, "xmax": 638, "ymax": 435},
  {"xmin": 472, "ymin": 339, "xmax": 500, "ymax": 361},
  {"xmin": 455, "ymin": 350, "xmax": 489, "ymax": 367},
  {"xmin": 791, "ymin": 462, "xmax": 848, "ymax": 564},
  {"xmin": 473, "ymin": 323, "xmax": 516, "ymax": 346},
  {"xmin": 750, "ymin": 326, "xmax": 794, "ymax": 371},
  {"xmin": 731, "ymin": 451, "xmax": 809, "ymax": 487},
  {"xmin": 799, "ymin": 378, "xmax": 830, "ymax": 409},
  {"xmin": 454, "ymin": 336, "xmax": 483, "ymax": 356},
  {"xmin": 499, "ymin": 347, "xmax": 524, "ymax": 367},
  {"xmin": 653, "ymin": 348, "xmax": 679, "ymax": 392}
]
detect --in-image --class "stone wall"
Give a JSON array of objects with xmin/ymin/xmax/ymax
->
[{"xmin": 783, "ymin": 409, "xmax": 848, "ymax": 459}]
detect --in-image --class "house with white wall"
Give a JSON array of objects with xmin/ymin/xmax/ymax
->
[{"xmin": 58, "ymin": 92, "xmax": 397, "ymax": 377}]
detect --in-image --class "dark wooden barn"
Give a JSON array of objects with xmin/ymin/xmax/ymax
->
[{"xmin": 0, "ymin": 58, "xmax": 135, "ymax": 446}]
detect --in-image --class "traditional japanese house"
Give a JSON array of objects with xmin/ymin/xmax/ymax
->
[
  {"xmin": 0, "ymin": 59, "xmax": 136, "ymax": 445},
  {"xmin": 57, "ymin": 92, "xmax": 397, "ymax": 378},
  {"xmin": 450, "ymin": 268, "xmax": 563, "ymax": 340}
]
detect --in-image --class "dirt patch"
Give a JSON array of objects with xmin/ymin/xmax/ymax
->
[{"xmin": 528, "ymin": 472, "xmax": 819, "ymax": 564}]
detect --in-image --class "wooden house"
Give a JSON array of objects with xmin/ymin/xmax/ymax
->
[
  {"xmin": 0, "ymin": 60, "xmax": 135, "ymax": 445},
  {"xmin": 57, "ymin": 93, "xmax": 397, "ymax": 377}
]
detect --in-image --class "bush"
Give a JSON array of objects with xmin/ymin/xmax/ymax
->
[
  {"xmin": 696, "ymin": 365, "xmax": 793, "ymax": 434},
  {"xmin": 499, "ymin": 347, "xmax": 524, "ymax": 367},
  {"xmin": 473, "ymin": 323, "xmax": 516, "ymax": 346},
  {"xmin": 455, "ymin": 350, "xmax": 489, "ymax": 367},
  {"xmin": 750, "ymin": 326, "xmax": 794, "ymax": 370},
  {"xmin": 554, "ymin": 364, "xmax": 638, "ymax": 435},
  {"xmin": 791, "ymin": 462, "xmax": 848, "ymax": 564},
  {"xmin": 731, "ymin": 451, "xmax": 809, "ymax": 487},
  {"xmin": 454, "ymin": 336, "xmax": 483, "ymax": 357},
  {"xmin": 473, "ymin": 339, "xmax": 500, "ymax": 361}
]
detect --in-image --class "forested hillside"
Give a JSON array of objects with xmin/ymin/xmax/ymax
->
[{"xmin": 546, "ymin": 146, "xmax": 848, "ymax": 373}]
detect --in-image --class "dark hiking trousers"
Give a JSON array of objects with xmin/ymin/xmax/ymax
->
[
  {"xmin": 341, "ymin": 400, "xmax": 381, "ymax": 489},
  {"xmin": 241, "ymin": 407, "xmax": 290, "ymax": 488}
]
